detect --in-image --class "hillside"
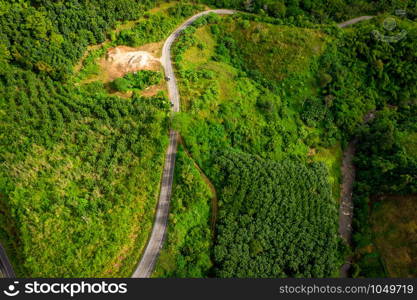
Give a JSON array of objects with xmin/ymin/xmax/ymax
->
[
  {"xmin": 370, "ymin": 195, "xmax": 417, "ymax": 278},
  {"xmin": 157, "ymin": 9, "xmax": 417, "ymax": 278},
  {"xmin": 0, "ymin": 0, "xmax": 416, "ymax": 279},
  {"xmin": 0, "ymin": 0, "xmax": 202, "ymax": 277},
  {"xmin": 213, "ymin": 151, "xmax": 340, "ymax": 277}
]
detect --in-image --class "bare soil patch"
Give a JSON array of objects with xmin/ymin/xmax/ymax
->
[{"xmin": 99, "ymin": 46, "xmax": 161, "ymax": 82}]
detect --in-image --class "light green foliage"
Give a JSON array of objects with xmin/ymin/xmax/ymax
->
[
  {"xmin": 0, "ymin": 0, "xmax": 173, "ymax": 277},
  {"xmin": 116, "ymin": 3, "xmax": 205, "ymax": 47},
  {"xmin": 111, "ymin": 70, "xmax": 162, "ymax": 92},
  {"xmin": 153, "ymin": 147, "xmax": 213, "ymax": 278},
  {"xmin": 172, "ymin": 16, "xmax": 329, "ymax": 172},
  {"xmin": 0, "ymin": 68, "xmax": 170, "ymax": 277}
]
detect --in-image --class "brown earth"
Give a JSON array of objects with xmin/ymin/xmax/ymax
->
[{"xmin": 99, "ymin": 46, "xmax": 162, "ymax": 82}]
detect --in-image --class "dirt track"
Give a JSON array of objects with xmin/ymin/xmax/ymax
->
[
  {"xmin": 131, "ymin": 9, "xmax": 235, "ymax": 279},
  {"xmin": 132, "ymin": 11, "xmax": 374, "ymax": 279},
  {"xmin": 339, "ymin": 140, "xmax": 356, "ymax": 277}
]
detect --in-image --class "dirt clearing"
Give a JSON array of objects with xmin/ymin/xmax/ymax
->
[{"xmin": 99, "ymin": 46, "xmax": 162, "ymax": 82}]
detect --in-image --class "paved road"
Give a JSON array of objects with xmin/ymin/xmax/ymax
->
[
  {"xmin": 0, "ymin": 244, "xmax": 15, "ymax": 278},
  {"xmin": 132, "ymin": 10, "xmax": 372, "ymax": 278},
  {"xmin": 338, "ymin": 16, "xmax": 373, "ymax": 28},
  {"xmin": 132, "ymin": 9, "xmax": 235, "ymax": 278}
]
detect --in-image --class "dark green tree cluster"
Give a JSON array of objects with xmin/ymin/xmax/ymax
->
[
  {"xmin": 111, "ymin": 70, "xmax": 162, "ymax": 92},
  {"xmin": 0, "ymin": 0, "xmax": 154, "ymax": 80},
  {"xmin": 212, "ymin": 151, "xmax": 341, "ymax": 277},
  {"xmin": 315, "ymin": 16, "xmax": 417, "ymax": 138},
  {"xmin": 199, "ymin": 0, "xmax": 417, "ymax": 22},
  {"xmin": 116, "ymin": 2, "xmax": 204, "ymax": 47}
]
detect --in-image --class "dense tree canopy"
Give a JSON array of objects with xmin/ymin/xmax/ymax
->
[{"xmin": 212, "ymin": 151, "xmax": 341, "ymax": 277}]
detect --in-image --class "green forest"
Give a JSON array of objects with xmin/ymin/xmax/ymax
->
[
  {"xmin": 0, "ymin": 0, "xmax": 416, "ymax": 278},
  {"xmin": 0, "ymin": 0, "xmax": 172, "ymax": 277},
  {"xmin": 212, "ymin": 151, "xmax": 340, "ymax": 277},
  {"xmin": 160, "ymin": 2, "xmax": 416, "ymax": 278}
]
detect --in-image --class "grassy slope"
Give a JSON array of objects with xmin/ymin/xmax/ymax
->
[
  {"xmin": 0, "ymin": 3, "xmax": 184, "ymax": 277},
  {"xmin": 175, "ymin": 21, "xmax": 329, "ymax": 168},
  {"xmin": 370, "ymin": 196, "xmax": 417, "ymax": 277},
  {"xmin": 156, "ymin": 17, "xmax": 344, "ymax": 277},
  {"xmin": 153, "ymin": 146, "xmax": 212, "ymax": 277}
]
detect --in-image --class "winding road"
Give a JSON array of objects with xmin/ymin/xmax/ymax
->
[
  {"xmin": 338, "ymin": 16, "xmax": 373, "ymax": 28},
  {"xmin": 0, "ymin": 10, "xmax": 374, "ymax": 279},
  {"xmin": 132, "ymin": 10, "xmax": 373, "ymax": 278},
  {"xmin": 132, "ymin": 9, "xmax": 235, "ymax": 278}
]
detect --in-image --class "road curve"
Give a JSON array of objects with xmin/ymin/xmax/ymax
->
[
  {"xmin": 132, "ymin": 9, "xmax": 235, "ymax": 278},
  {"xmin": 132, "ymin": 10, "xmax": 372, "ymax": 278},
  {"xmin": 0, "ymin": 244, "xmax": 15, "ymax": 278},
  {"xmin": 338, "ymin": 16, "xmax": 373, "ymax": 28}
]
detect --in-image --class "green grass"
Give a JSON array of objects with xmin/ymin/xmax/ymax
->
[
  {"xmin": 222, "ymin": 19, "xmax": 328, "ymax": 81},
  {"xmin": 313, "ymin": 144, "xmax": 343, "ymax": 202},
  {"xmin": 370, "ymin": 196, "xmax": 417, "ymax": 277},
  {"xmin": 181, "ymin": 26, "xmax": 216, "ymax": 69},
  {"xmin": 153, "ymin": 146, "xmax": 213, "ymax": 278},
  {"xmin": 173, "ymin": 19, "xmax": 329, "ymax": 169}
]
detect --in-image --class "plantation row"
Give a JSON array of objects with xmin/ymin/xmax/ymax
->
[
  {"xmin": 159, "ymin": 5, "xmax": 417, "ymax": 278},
  {"xmin": 212, "ymin": 151, "xmax": 341, "ymax": 277},
  {"xmin": 0, "ymin": 66, "xmax": 170, "ymax": 277},
  {"xmin": 0, "ymin": 0, "xmax": 203, "ymax": 277}
]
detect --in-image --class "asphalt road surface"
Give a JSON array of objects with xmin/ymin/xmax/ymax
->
[
  {"xmin": 132, "ymin": 9, "xmax": 235, "ymax": 278},
  {"xmin": 0, "ymin": 11, "xmax": 374, "ymax": 279},
  {"xmin": 132, "ymin": 11, "xmax": 372, "ymax": 278},
  {"xmin": 0, "ymin": 244, "xmax": 15, "ymax": 278},
  {"xmin": 338, "ymin": 16, "xmax": 373, "ymax": 28}
]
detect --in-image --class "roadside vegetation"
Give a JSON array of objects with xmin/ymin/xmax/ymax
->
[
  {"xmin": 0, "ymin": 0, "xmax": 177, "ymax": 277},
  {"xmin": 0, "ymin": 0, "xmax": 416, "ymax": 278},
  {"xmin": 153, "ymin": 146, "xmax": 213, "ymax": 278},
  {"xmin": 162, "ymin": 5, "xmax": 416, "ymax": 278},
  {"xmin": 73, "ymin": 2, "xmax": 205, "ymax": 84}
]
